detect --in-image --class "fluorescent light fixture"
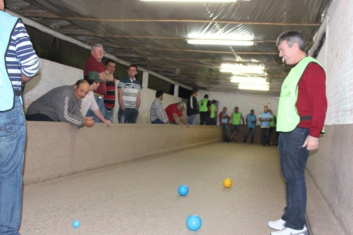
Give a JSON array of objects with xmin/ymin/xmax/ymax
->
[
  {"xmin": 187, "ymin": 39, "xmax": 253, "ymax": 46},
  {"xmin": 231, "ymin": 76, "xmax": 268, "ymax": 84},
  {"xmin": 220, "ymin": 63, "xmax": 266, "ymax": 74},
  {"xmin": 187, "ymin": 33, "xmax": 253, "ymax": 46},
  {"xmin": 142, "ymin": 0, "xmax": 237, "ymax": 1},
  {"xmin": 238, "ymin": 84, "xmax": 269, "ymax": 91}
]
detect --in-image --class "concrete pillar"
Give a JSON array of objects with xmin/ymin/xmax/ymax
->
[
  {"xmin": 142, "ymin": 71, "xmax": 149, "ymax": 89},
  {"xmin": 174, "ymin": 85, "xmax": 179, "ymax": 97}
]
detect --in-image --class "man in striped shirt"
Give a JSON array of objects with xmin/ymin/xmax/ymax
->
[
  {"xmin": 103, "ymin": 60, "xmax": 116, "ymax": 123},
  {"xmin": 117, "ymin": 64, "xmax": 141, "ymax": 123},
  {"xmin": 150, "ymin": 90, "xmax": 169, "ymax": 124},
  {"xmin": 0, "ymin": 2, "xmax": 39, "ymax": 234}
]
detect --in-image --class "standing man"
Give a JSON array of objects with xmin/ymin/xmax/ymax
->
[
  {"xmin": 268, "ymin": 109, "xmax": 277, "ymax": 145},
  {"xmin": 103, "ymin": 60, "xmax": 116, "ymax": 123},
  {"xmin": 84, "ymin": 44, "xmax": 113, "ymax": 122},
  {"xmin": 259, "ymin": 105, "xmax": 272, "ymax": 146},
  {"xmin": 268, "ymin": 31, "xmax": 327, "ymax": 235},
  {"xmin": 230, "ymin": 107, "xmax": 245, "ymax": 141},
  {"xmin": 117, "ymin": 64, "xmax": 141, "ymax": 123},
  {"xmin": 186, "ymin": 87, "xmax": 199, "ymax": 125},
  {"xmin": 0, "ymin": 2, "xmax": 39, "ymax": 234},
  {"xmin": 243, "ymin": 109, "xmax": 257, "ymax": 143},
  {"xmin": 209, "ymin": 100, "xmax": 218, "ymax": 125},
  {"xmin": 150, "ymin": 90, "xmax": 169, "ymax": 124},
  {"xmin": 219, "ymin": 107, "xmax": 231, "ymax": 142},
  {"xmin": 198, "ymin": 94, "xmax": 211, "ymax": 125}
]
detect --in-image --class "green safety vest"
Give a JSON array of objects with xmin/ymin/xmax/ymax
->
[
  {"xmin": 198, "ymin": 98, "xmax": 209, "ymax": 112},
  {"xmin": 277, "ymin": 56, "xmax": 325, "ymax": 132},
  {"xmin": 270, "ymin": 114, "xmax": 275, "ymax": 127},
  {"xmin": 210, "ymin": 104, "xmax": 216, "ymax": 118},
  {"xmin": 232, "ymin": 112, "xmax": 242, "ymax": 125}
]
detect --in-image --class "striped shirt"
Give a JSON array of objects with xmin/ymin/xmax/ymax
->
[
  {"xmin": 6, "ymin": 20, "xmax": 39, "ymax": 91},
  {"xmin": 117, "ymin": 77, "xmax": 141, "ymax": 109},
  {"xmin": 150, "ymin": 98, "xmax": 168, "ymax": 123},
  {"xmin": 104, "ymin": 80, "xmax": 116, "ymax": 109}
]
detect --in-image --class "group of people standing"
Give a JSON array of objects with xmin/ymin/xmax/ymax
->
[{"xmin": 218, "ymin": 105, "xmax": 276, "ymax": 144}]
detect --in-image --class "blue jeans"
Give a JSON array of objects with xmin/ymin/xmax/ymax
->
[
  {"xmin": 104, "ymin": 107, "xmax": 114, "ymax": 123},
  {"xmin": 188, "ymin": 115, "xmax": 197, "ymax": 125},
  {"xmin": 279, "ymin": 127, "xmax": 310, "ymax": 230},
  {"xmin": 261, "ymin": 127, "xmax": 270, "ymax": 145},
  {"xmin": 222, "ymin": 124, "xmax": 229, "ymax": 141},
  {"xmin": 0, "ymin": 97, "xmax": 26, "ymax": 235},
  {"xmin": 86, "ymin": 95, "xmax": 105, "ymax": 123},
  {"xmin": 243, "ymin": 127, "xmax": 255, "ymax": 143},
  {"xmin": 151, "ymin": 119, "xmax": 165, "ymax": 124},
  {"xmin": 118, "ymin": 108, "xmax": 138, "ymax": 123}
]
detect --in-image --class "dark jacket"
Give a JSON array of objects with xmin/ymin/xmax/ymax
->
[{"xmin": 187, "ymin": 95, "xmax": 199, "ymax": 116}]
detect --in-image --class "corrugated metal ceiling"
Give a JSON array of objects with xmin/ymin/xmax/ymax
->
[{"xmin": 5, "ymin": 0, "xmax": 332, "ymax": 95}]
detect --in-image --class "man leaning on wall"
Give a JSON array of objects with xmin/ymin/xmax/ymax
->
[{"xmin": 0, "ymin": 1, "xmax": 39, "ymax": 234}]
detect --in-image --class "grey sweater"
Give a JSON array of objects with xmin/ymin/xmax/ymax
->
[{"xmin": 26, "ymin": 85, "xmax": 84, "ymax": 127}]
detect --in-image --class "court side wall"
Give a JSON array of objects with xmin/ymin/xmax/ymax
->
[
  {"xmin": 23, "ymin": 58, "xmax": 184, "ymax": 124},
  {"xmin": 24, "ymin": 122, "xmax": 222, "ymax": 185},
  {"xmin": 307, "ymin": 1, "xmax": 353, "ymax": 234}
]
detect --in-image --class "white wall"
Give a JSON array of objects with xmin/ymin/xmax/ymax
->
[
  {"xmin": 197, "ymin": 90, "xmax": 279, "ymax": 124},
  {"xmin": 307, "ymin": 1, "xmax": 353, "ymax": 234},
  {"xmin": 23, "ymin": 59, "xmax": 183, "ymax": 124}
]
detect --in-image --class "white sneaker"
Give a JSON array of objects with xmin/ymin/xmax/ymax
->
[
  {"xmin": 268, "ymin": 219, "xmax": 286, "ymax": 230},
  {"xmin": 270, "ymin": 226, "xmax": 308, "ymax": 235}
]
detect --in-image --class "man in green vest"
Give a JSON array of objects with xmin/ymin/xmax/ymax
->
[
  {"xmin": 268, "ymin": 31, "xmax": 327, "ymax": 235},
  {"xmin": 209, "ymin": 100, "xmax": 218, "ymax": 125},
  {"xmin": 230, "ymin": 107, "xmax": 245, "ymax": 141},
  {"xmin": 198, "ymin": 94, "xmax": 211, "ymax": 125}
]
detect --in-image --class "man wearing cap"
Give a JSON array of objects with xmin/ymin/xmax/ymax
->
[
  {"xmin": 81, "ymin": 72, "xmax": 112, "ymax": 126},
  {"xmin": 165, "ymin": 102, "xmax": 189, "ymax": 127},
  {"xmin": 26, "ymin": 80, "xmax": 94, "ymax": 128}
]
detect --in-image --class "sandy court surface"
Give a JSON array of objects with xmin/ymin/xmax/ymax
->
[{"xmin": 20, "ymin": 142, "xmax": 292, "ymax": 235}]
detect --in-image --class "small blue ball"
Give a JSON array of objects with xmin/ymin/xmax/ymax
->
[
  {"xmin": 186, "ymin": 215, "xmax": 202, "ymax": 231},
  {"xmin": 178, "ymin": 185, "xmax": 189, "ymax": 196},
  {"xmin": 73, "ymin": 220, "xmax": 80, "ymax": 228}
]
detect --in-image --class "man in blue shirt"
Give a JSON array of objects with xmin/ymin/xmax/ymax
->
[
  {"xmin": 0, "ymin": 2, "xmax": 39, "ymax": 234},
  {"xmin": 259, "ymin": 105, "xmax": 272, "ymax": 146},
  {"xmin": 243, "ymin": 109, "xmax": 257, "ymax": 143}
]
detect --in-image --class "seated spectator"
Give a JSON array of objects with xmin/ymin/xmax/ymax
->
[
  {"xmin": 165, "ymin": 102, "xmax": 189, "ymax": 127},
  {"xmin": 150, "ymin": 90, "xmax": 169, "ymax": 124},
  {"xmin": 26, "ymin": 80, "xmax": 94, "ymax": 128},
  {"xmin": 81, "ymin": 71, "xmax": 111, "ymax": 126}
]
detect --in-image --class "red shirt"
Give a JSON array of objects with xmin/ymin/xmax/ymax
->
[
  {"xmin": 165, "ymin": 103, "xmax": 183, "ymax": 123},
  {"xmin": 296, "ymin": 62, "xmax": 327, "ymax": 137},
  {"xmin": 83, "ymin": 54, "xmax": 106, "ymax": 96}
]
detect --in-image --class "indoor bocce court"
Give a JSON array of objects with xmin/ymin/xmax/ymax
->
[{"xmin": 1, "ymin": 0, "xmax": 353, "ymax": 235}]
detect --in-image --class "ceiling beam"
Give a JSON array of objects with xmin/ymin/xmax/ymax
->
[{"xmin": 28, "ymin": 16, "xmax": 322, "ymax": 27}]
